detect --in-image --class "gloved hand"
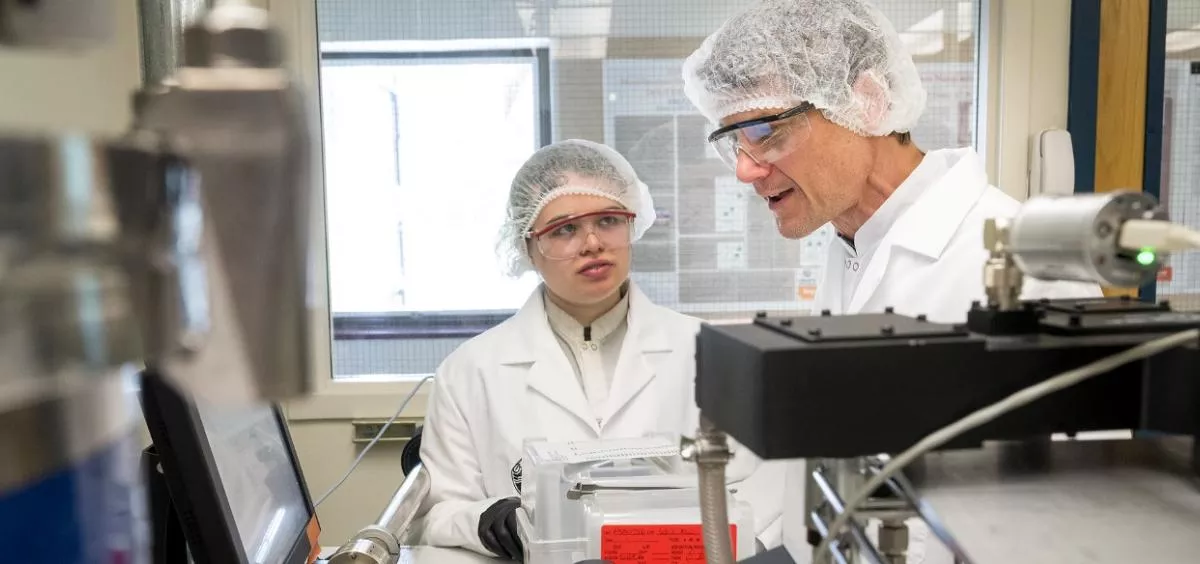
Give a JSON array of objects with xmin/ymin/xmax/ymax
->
[{"xmin": 478, "ymin": 497, "xmax": 524, "ymax": 560}]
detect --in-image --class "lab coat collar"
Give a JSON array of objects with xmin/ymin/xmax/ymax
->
[
  {"xmin": 887, "ymin": 147, "xmax": 988, "ymax": 260},
  {"xmin": 843, "ymin": 147, "xmax": 988, "ymax": 314},
  {"xmin": 544, "ymin": 285, "xmax": 630, "ymax": 345},
  {"xmin": 500, "ymin": 281, "xmax": 670, "ymax": 433}
]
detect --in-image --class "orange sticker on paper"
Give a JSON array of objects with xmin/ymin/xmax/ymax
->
[{"xmin": 600, "ymin": 524, "xmax": 737, "ymax": 563}]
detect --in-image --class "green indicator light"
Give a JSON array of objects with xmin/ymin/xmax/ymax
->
[{"xmin": 1137, "ymin": 249, "xmax": 1156, "ymax": 266}]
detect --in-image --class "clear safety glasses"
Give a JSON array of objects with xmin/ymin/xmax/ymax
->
[
  {"xmin": 706, "ymin": 102, "xmax": 815, "ymax": 170},
  {"xmin": 527, "ymin": 210, "xmax": 636, "ymax": 261}
]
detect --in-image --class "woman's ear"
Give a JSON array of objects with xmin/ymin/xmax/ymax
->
[{"xmin": 852, "ymin": 70, "xmax": 890, "ymax": 134}]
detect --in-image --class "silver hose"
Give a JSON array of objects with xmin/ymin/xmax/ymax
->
[
  {"xmin": 699, "ymin": 458, "xmax": 734, "ymax": 564},
  {"xmin": 684, "ymin": 416, "xmax": 736, "ymax": 564}
]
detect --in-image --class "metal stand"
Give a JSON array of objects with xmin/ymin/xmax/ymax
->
[
  {"xmin": 805, "ymin": 458, "xmax": 903, "ymax": 564},
  {"xmin": 143, "ymin": 445, "xmax": 189, "ymax": 564},
  {"xmin": 805, "ymin": 457, "xmax": 976, "ymax": 564}
]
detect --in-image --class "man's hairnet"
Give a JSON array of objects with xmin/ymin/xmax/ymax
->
[
  {"xmin": 499, "ymin": 139, "xmax": 657, "ymax": 277},
  {"xmin": 681, "ymin": 0, "xmax": 927, "ymax": 137}
]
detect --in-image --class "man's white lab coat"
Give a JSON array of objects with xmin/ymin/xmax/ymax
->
[
  {"xmin": 782, "ymin": 147, "xmax": 1103, "ymax": 563},
  {"xmin": 416, "ymin": 283, "xmax": 786, "ymax": 557}
]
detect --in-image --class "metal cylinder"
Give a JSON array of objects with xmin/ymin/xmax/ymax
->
[
  {"xmin": 377, "ymin": 463, "xmax": 431, "ymax": 538},
  {"xmin": 131, "ymin": 2, "xmax": 315, "ymax": 403},
  {"xmin": 328, "ymin": 464, "xmax": 432, "ymax": 564},
  {"xmin": 328, "ymin": 539, "xmax": 391, "ymax": 564},
  {"xmin": 1009, "ymin": 191, "xmax": 1165, "ymax": 288},
  {"xmin": 137, "ymin": 0, "xmax": 211, "ymax": 86}
]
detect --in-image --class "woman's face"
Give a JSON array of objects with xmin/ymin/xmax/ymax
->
[{"xmin": 528, "ymin": 193, "xmax": 633, "ymax": 307}]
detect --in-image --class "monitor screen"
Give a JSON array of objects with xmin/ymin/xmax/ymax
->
[
  {"xmin": 195, "ymin": 399, "xmax": 311, "ymax": 564},
  {"xmin": 140, "ymin": 370, "xmax": 319, "ymax": 564}
]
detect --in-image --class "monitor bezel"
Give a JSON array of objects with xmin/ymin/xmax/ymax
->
[{"xmin": 139, "ymin": 369, "xmax": 321, "ymax": 564}]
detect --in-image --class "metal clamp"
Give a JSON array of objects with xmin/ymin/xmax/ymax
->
[{"xmin": 983, "ymin": 218, "xmax": 1023, "ymax": 311}]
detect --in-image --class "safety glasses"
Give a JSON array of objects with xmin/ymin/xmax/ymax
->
[
  {"xmin": 706, "ymin": 102, "xmax": 815, "ymax": 169},
  {"xmin": 527, "ymin": 209, "xmax": 637, "ymax": 261}
]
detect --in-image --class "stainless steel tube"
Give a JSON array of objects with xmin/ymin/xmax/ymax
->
[
  {"xmin": 377, "ymin": 462, "xmax": 431, "ymax": 537},
  {"xmin": 136, "ymin": 0, "xmax": 211, "ymax": 85},
  {"xmin": 689, "ymin": 416, "xmax": 735, "ymax": 564},
  {"xmin": 328, "ymin": 464, "xmax": 432, "ymax": 564}
]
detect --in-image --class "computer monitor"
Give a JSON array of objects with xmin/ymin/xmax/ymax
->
[{"xmin": 140, "ymin": 369, "xmax": 321, "ymax": 564}]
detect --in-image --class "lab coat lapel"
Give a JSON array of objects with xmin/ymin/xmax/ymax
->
[
  {"xmin": 601, "ymin": 286, "xmax": 669, "ymax": 425},
  {"xmin": 845, "ymin": 148, "xmax": 988, "ymax": 314},
  {"xmin": 500, "ymin": 290, "xmax": 599, "ymax": 434},
  {"xmin": 816, "ymin": 233, "xmax": 846, "ymax": 315}
]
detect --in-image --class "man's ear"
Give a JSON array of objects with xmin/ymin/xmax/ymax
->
[{"xmin": 852, "ymin": 69, "xmax": 890, "ymax": 134}]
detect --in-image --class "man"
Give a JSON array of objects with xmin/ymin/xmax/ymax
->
[{"xmin": 681, "ymin": 0, "xmax": 1100, "ymax": 562}]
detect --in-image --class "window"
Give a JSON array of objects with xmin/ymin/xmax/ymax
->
[
  {"xmin": 1158, "ymin": 1, "xmax": 1200, "ymax": 306},
  {"xmin": 314, "ymin": 0, "xmax": 987, "ymax": 380}
]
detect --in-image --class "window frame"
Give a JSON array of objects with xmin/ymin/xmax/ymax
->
[{"xmin": 320, "ymin": 39, "xmax": 553, "ymax": 341}]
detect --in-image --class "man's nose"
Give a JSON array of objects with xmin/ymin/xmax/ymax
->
[{"xmin": 734, "ymin": 149, "xmax": 771, "ymax": 183}]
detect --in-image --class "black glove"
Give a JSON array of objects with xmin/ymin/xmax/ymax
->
[{"xmin": 479, "ymin": 497, "xmax": 524, "ymax": 560}]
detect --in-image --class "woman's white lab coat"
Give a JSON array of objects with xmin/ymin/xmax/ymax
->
[
  {"xmin": 781, "ymin": 147, "xmax": 1103, "ymax": 564},
  {"xmin": 417, "ymin": 282, "xmax": 785, "ymax": 557}
]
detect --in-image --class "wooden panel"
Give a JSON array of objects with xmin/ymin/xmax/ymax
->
[
  {"xmin": 1094, "ymin": 0, "xmax": 1150, "ymax": 193},
  {"xmin": 1095, "ymin": 0, "xmax": 1151, "ymax": 297}
]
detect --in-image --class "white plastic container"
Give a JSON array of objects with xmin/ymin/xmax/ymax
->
[{"xmin": 517, "ymin": 436, "xmax": 758, "ymax": 564}]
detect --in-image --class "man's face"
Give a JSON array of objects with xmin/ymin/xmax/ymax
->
[{"xmin": 720, "ymin": 108, "xmax": 873, "ymax": 239}]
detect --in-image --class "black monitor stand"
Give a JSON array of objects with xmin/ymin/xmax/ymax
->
[{"xmin": 142, "ymin": 445, "xmax": 189, "ymax": 564}]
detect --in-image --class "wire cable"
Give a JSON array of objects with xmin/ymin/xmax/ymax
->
[
  {"xmin": 1118, "ymin": 219, "xmax": 1200, "ymax": 252},
  {"xmin": 314, "ymin": 375, "xmax": 434, "ymax": 507},
  {"xmin": 814, "ymin": 329, "xmax": 1199, "ymax": 558}
]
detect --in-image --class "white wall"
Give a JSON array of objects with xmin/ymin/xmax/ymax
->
[
  {"xmin": 0, "ymin": 1, "xmax": 141, "ymax": 135},
  {"xmin": 272, "ymin": 0, "xmax": 1079, "ymax": 547},
  {"xmin": 988, "ymin": 0, "xmax": 1074, "ymax": 200}
]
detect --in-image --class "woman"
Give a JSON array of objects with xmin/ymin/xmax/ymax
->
[{"xmin": 416, "ymin": 139, "xmax": 782, "ymax": 559}]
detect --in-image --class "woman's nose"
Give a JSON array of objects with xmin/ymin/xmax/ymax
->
[{"xmin": 580, "ymin": 230, "xmax": 604, "ymax": 254}]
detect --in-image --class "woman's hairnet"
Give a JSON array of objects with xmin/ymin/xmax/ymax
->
[
  {"xmin": 498, "ymin": 139, "xmax": 657, "ymax": 277},
  {"xmin": 681, "ymin": 0, "xmax": 927, "ymax": 137}
]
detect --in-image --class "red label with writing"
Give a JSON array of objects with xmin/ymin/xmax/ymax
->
[
  {"xmin": 600, "ymin": 524, "xmax": 737, "ymax": 563},
  {"xmin": 1159, "ymin": 265, "xmax": 1174, "ymax": 282}
]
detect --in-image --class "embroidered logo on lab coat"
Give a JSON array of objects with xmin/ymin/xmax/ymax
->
[{"xmin": 511, "ymin": 459, "xmax": 523, "ymax": 493}]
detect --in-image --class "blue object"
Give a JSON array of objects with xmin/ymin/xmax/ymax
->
[{"xmin": 0, "ymin": 435, "xmax": 147, "ymax": 564}]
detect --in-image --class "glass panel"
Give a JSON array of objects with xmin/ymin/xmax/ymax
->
[
  {"xmin": 314, "ymin": 0, "xmax": 985, "ymax": 379},
  {"xmin": 1157, "ymin": 0, "xmax": 1200, "ymax": 306}
]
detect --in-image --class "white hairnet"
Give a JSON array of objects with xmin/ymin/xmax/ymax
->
[
  {"xmin": 681, "ymin": 0, "xmax": 927, "ymax": 137},
  {"xmin": 499, "ymin": 139, "xmax": 657, "ymax": 277}
]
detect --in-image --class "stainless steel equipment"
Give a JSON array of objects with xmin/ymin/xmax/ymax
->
[
  {"xmin": 691, "ymin": 191, "xmax": 1200, "ymax": 564},
  {"xmin": 0, "ymin": 1, "xmax": 315, "ymax": 560},
  {"xmin": 1007, "ymin": 191, "xmax": 1164, "ymax": 288},
  {"xmin": 328, "ymin": 464, "xmax": 432, "ymax": 564},
  {"xmin": 113, "ymin": 0, "xmax": 314, "ymax": 404}
]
